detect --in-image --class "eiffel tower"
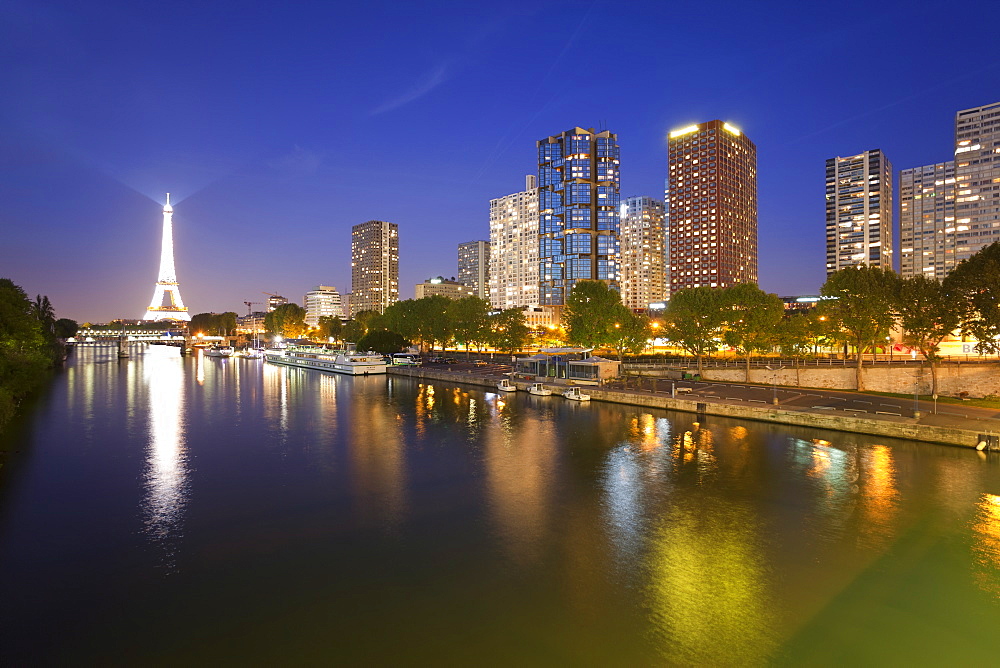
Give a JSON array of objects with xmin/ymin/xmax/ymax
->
[{"xmin": 143, "ymin": 194, "xmax": 191, "ymax": 321}]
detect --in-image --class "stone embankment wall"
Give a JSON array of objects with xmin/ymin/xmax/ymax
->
[
  {"xmin": 388, "ymin": 367, "xmax": 990, "ymax": 448},
  {"xmin": 628, "ymin": 364, "xmax": 1000, "ymax": 398}
]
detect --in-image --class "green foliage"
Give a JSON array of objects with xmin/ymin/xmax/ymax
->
[
  {"xmin": 945, "ymin": 241, "xmax": 1000, "ymax": 354},
  {"xmin": 897, "ymin": 275, "xmax": 961, "ymax": 359},
  {"xmin": 54, "ymin": 318, "xmax": 79, "ymax": 339},
  {"xmin": 773, "ymin": 311, "xmax": 830, "ymax": 357},
  {"xmin": 722, "ymin": 283, "xmax": 784, "ymax": 368},
  {"xmin": 0, "ymin": 279, "xmax": 60, "ymax": 430},
  {"xmin": 448, "ymin": 296, "xmax": 491, "ymax": 353},
  {"xmin": 355, "ymin": 330, "xmax": 408, "ymax": 354},
  {"xmin": 608, "ymin": 312, "xmax": 652, "ymax": 358},
  {"xmin": 662, "ymin": 287, "xmax": 729, "ymax": 372},
  {"xmin": 820, "ymin": 266, "xmax": 900, "ymax": 389},
  {"xmin": 190, "ymin": 312, "xmax": 239, "ymax": 336},
  {"xmin": 563, "ymin": 280, "xmax": 632, "ymax": 350},
  {"xmin": 382, "ymin": 297, "xmax": 452, "ymax": 350},
  {"xmin": 489, "ymin": 308, "xmax": 529, "ymax": 354},
  {"xmin": 264, "ymin": 303, "xmax": 307, "ymax": 338},
  {"xmin": 317, "ymin": 315, "xmax": 343, "ymax": 342}
]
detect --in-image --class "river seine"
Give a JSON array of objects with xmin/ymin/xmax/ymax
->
[{"xmin": 2, "ymin": 345, "xmax": 999, "ymax": 665}]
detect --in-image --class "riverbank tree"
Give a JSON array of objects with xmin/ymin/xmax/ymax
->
[
  {"xmin": 0, "ymin": 279, "xmax": 62, "ymax": 429},
  {"xmin": 819, "ymin": 266, "xmax": 899, "ymax": 391},
  {"xmin": 945, "ymin": 241, "xmax": 1000, "ymax": 354}
]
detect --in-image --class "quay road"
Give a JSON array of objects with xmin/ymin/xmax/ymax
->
[{"xmin": 410, "ymin": 355, "xmax": 1000, "ymax": 433}]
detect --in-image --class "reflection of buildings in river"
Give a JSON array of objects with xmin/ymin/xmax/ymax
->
[
  {"xmin": 673, "ymin": 421, "xmax": 717, "ymax": 477},
  {"xmin": 601, "ymin": 414, "xmax": 673, "ymax": 568},
  {"xmin": 141, "ymin": 346, "xmax": 188, "ymax": 571},
  {"xmin": 262, "ymin": 362, "xmax": 290, "ymax": 434},
  {"xmin": 786, "ymin": 438, "xmax": 900, "ymax": 548},
  {"xmin": 482, "ymin": 405, "xmax": 558, "ymax": 565},
  {"xmin": 645, "ymin": 501, "xmax": 777, "ymax": 664},
  {"xmin": 348, "ymin": 382, "xmax": 406, "ymax": 530},
  {"xmin": 971, "ymin": 493, "xmax": 1000, "ymax": 597}
]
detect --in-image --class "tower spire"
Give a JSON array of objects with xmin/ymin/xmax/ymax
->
[{"xmin": 143, "ymin": 193, "xmax": 190, "ymax": 321}]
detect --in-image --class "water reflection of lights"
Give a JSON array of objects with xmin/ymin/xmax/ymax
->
[
  {"xmin": 971, "ymin": 493, "xmax": 1000, "ymax": 597},
  {"xmin": 141, "ymin": 347, "xmax": 188, "ymax": 571},
  {"xmin": 646, "ymin": 504, "xmax": 777, "ymax": 664}
]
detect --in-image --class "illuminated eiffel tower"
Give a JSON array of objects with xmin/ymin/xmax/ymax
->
[{"xmin": 142, "ymin": 194, "xmax": 190, "ymax": 321}]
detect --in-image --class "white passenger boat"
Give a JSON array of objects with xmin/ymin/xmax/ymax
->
[
  {"xmin": 205, "ymin": 346, "xmax": 235, "ymax": 358},
  {"xmin": 527, "ymin": 383, "xmax": 551, "ymax": 396},
  {"xmin": 240, "ymin": 348, "xmax": 265, "ymax": 359},
  {"xmin": 264, "ymin": 346, "xmax": 387, "ymax": 375},
  {"xmin": 497, "ymin": 378, "xmax": 517, "ymax": 392},
  {"xmin": 562, "ymin": 387, "xmax": 590, "ymax": 401}
]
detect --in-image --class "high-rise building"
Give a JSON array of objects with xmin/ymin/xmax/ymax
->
[
  {"xmin": 955, "ymin": 100, "xmax": 1000, "ymax": 264},
  {"xmin": 825, "ymin": 149, "xmax": 892, "ymax": 276},
  {"xmin": 489, "ymin": 175, "xmax": 540, "ymax": 310},
  {"xmin": 351, "ymin": 220, "xmax": 399, "ymax": 315},
  {"xmin": 266, "ymin": 294, "xmax": 288, "ymax": 312},
  {"xmin": 899, "ymin": 162, "xmax": 957, "ymax": 279},
  {"xmin": 537, "ymin": 127, "xmax": 620, "ymax": 305},
  {"xmin": 303, "ymin": 285, "xmax": 346, "ymax": 327},
  {"xmin": 619, "ymin": 196, "xmax": 667, "ymax": 310},
  {"xmin": 666, "ymin": 120, "xmax": 757, "ymax": 292},
  {"xmin": 457, "ymin": 240, "xmax": 490, "ymax": 299}
]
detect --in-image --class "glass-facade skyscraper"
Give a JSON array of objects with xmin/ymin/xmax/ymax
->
[{"xmin": 537, "ymin": 127, "xmax": 620, "ymax": 305}]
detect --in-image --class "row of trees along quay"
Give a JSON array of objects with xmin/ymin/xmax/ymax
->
[
  {"xmin": 210, "ymin": 240, "xmax": 999, "ymax": 395},
  {"xmin": 0, "ymin": 279, "xmax": 78, "ymax": 430},
  {"xmin": 661, "ymin": 241, "xmax": 1000, "ymax": 394}
]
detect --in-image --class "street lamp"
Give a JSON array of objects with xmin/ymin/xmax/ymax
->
[{"xmin": 765, "ymin": 365, "xmax": 785, "ymax": 405}]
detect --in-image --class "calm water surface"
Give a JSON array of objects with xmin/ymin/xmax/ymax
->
[{"xmin": 2, "ymin": 345, "xmax": 1000, "ymax": 665}]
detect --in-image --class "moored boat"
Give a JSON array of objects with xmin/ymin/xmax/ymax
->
[
  {"xmin": 527, "ymin": 383, "xmax": 551, "ymax": 396},
  {"xmin": 264, "ymin": 346, "xmax": 387, "ymax": 375},
  {"xmin": 562, "ymin": 387, "xmax": 590, "ymax": 401},
  {"xmin": 205, "ymin": 346, "xmax": 235, "ymax": 357},
  {"xmin": 497, "ymin": 378, "xmax": 517, "ymax": 392}
]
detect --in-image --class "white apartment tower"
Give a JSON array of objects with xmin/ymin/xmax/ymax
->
[
  {"xmin": 351, "ymin": 220, "xmax": 399, "ymax": 315},
  {"xmin": 954, "ymin": 101, "xmax": 1000, "ymax": 264},
  {"xmin": 619, "ymin": 196, "xmax": 667, "ymax": 310},
  {"xmin": 489, "ymin": 175, "xmax": 540, "ymax": 310},
  {"xmin": 825, "ymin": 149, "xmax": 893, "ymax": 277},
  {"xmin": 457, "ymin": 240, "xmax": 490, "ymax": 299},
  {"xmin": 899, "ymin": 162, "xmax": 957, "ymax": 279},
  {"xmin": 303, "ymin": 285, "xmax": 346, "ymax": 327}
]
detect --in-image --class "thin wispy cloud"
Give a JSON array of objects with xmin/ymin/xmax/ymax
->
[{"xmin": 371, "ymin": 63, "xmax": 449, "ymax": 115}]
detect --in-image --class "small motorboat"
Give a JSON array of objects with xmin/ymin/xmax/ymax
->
[
  {"xmin": 497, "ymin": 378, "xmax": 517, "ymax": 392},
  {"xmin": 205, "ymin": 346, "xmax": 234, "ymax": 358},
  {"xmin": 562, "ymin": 387, "xmax": 590, "ymax": 401},
  {"xmin": 527, "ymin": 383, "xmax": 551, "ymax": 396},
  {"xmin": 241, "ymin": 348, "xmax": 265, "ymax": 359}
]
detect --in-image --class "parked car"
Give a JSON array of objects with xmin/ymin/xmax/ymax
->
[
  {"xmin": 443, "ymin": 357, "xmax": 458, "ymax": 364},
  {"xmin": 472, "ymin": 360, "xmax": 488, "ymax": 367}
]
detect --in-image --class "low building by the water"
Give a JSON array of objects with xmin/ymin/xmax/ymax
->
[{"xmin": 514, "ymin": 347, "xmax": 621, "ymax": 385}]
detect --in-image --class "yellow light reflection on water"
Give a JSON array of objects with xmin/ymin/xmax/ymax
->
[
  {"xmin": 646, "ymin": 503, "xmax": 777, "ymax": 664},
  {"xmin": 971, "ymin": 493, "xmax": 1000, "ymax": 597}
]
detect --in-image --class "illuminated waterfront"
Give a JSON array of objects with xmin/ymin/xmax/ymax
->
[{"xmin": 1, "ymin": 345, "xmax": 1000, "ymax": 664}]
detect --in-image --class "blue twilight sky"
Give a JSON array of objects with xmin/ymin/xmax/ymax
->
[{"xmin": 2, "ymin": 0, "xmax": 999, "ymax": 323}]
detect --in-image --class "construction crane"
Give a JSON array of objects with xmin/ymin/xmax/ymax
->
[{"xmin": 243, "ymin": 301, "xmax": 262, "ymax": 316}]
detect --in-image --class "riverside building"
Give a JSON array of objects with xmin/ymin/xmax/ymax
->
[
  {"xmin": 619, "ymin": 196, "xmax": 666, "ymax": 310},
  {"xmin": 667, "ymin": 120, "xmax": 757, "ymax": 292},
  {"xmin": 489, "ymin": 175, "xmax": 540, "ymax": 310},
  {"xmin": 351, "ymin": 220, "xmax": 399, "ymax": 315},
  {"xmin": 899, "ymin": 162, "xmax": 957, "ymax": 279},
  {"xmin": 537, "ymin": 127, "xmax": 620, "ymax": 305},
  {"xmin": 457, "ymin": 240, "xmax": 490, "ymax": 299},
  {"xmin": 825, "ymin": 149, "xmax": 893, "ymax": 277},
  {"xmin": 954, "ymin": 101, "xmax": 1000, "ymax": 264},
  {"xmin": 414, "ymin": 277, "xmax": 476, "ymax": 300},
  {"xmin": 303, "ymin": 285, "xmax": 346, "ymax": 327}
]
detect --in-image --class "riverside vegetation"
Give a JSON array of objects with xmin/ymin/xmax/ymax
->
[{"xmin": 0, "ymin": 279, "xmax": 76, "ymax": 430}]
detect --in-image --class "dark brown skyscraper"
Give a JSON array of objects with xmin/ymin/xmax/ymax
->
[{"xmin": 666, "ymin": 120, "xmax": 757, "ymax": 294}]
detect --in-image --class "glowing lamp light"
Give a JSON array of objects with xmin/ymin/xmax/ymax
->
[{"xmin": 669, "ymin": 124, "xmax": 699, "ymax": 139}]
